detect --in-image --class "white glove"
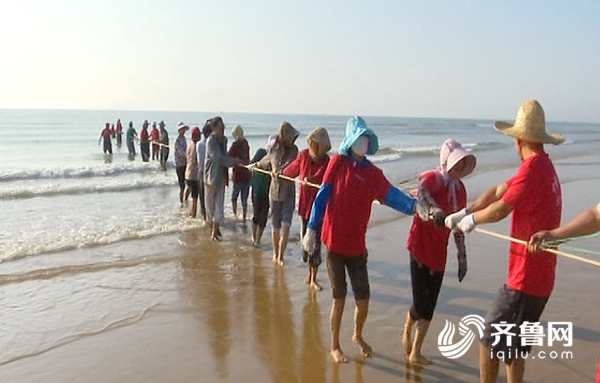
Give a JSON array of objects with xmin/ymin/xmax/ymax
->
[
  {"xmin": 445, "ymin": 208, "xmax": 468, "ymax": 230},
  {"xmin": 302, "ymin": 228, "xmax": 317, "ymax": 254},
  {"xmin": 456, "ymin": 214, "xmax": 477, "ymax": 233}
]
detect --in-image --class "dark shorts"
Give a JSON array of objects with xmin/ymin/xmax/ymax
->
[
  {"xmin": 232, "ymin": 182, "xmax": 250, "ymax": 206},
  {"xmin": 409, "ymin": 254, "xmax": 444, "ymax": 321},
  {"xmin": 160, "ymin": 147, "xmax": 169, "ymax": 163},
  {"xmin": 301, "ymin": 217, "xmax": 322, "ymax": 267},
  {"xmin": 127, "ymin": 141, "xmax": 136, "ymax": 154},
  {"xmin": 270, "ymin": 198, "xmax": 295, "ymax": 230},
  {"xmin": 326, "ymin": 249, "xmax": 370, "ymax": 300},
  {"xmin": 481, "ymin": 284, "xmax": 549, "ymax": 359},
  {"xmin": 186, "ymin": 179, "xmax": 199, "ymax": 199},
  {"xmin": 103, "ymin": 140, "xmax": 112, "ymax": 154},
  {"xmin": 252, "ymin": 193, "xmax": 269, "ymax": 228},
  {"xmin": 176, "ymin": 166, "xmax": 186, "ymax": 191}
]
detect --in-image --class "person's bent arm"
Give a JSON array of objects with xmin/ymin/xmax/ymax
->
[
  {"xmin": 473, "ymin": 199, "xmax": 513, "ymax": 224},
  {"xmin": 528, "ymin": 204, "xmax": 600, "ymax": 252},
  {"xmin": 307, "ymin": 184, "xmax": 332, "ymax": 231},
  {"xmin": 467, "ymin": 183, "xmax": 508, "ymax": 213}
]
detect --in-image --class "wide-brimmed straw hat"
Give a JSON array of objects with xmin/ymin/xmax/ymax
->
[
  {"xmin": 177, "ymin": 122, "xmax": 189, "ymax": 132},
  {"xmin": 494, "ymin": 99, "xmax": 564, "ymax": 145}
]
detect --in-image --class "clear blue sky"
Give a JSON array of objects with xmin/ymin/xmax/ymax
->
[{"xmin": 1, "ymin": 0, "xmax": 599, "ymax": 122}]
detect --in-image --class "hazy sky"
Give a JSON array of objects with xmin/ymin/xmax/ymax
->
[{"xmin": 1, "ymin": 1, "xmax": 599, "ymax": 121}]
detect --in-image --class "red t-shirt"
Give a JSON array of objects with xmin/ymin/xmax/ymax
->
[
  {"xmin": 407, "ymin": 171, "xmax": 467, "ymax": 272},
  {"xmin": 321, "ymin": 154, "xmax": 392, "ymax": 256},
  {"xmin": 151, "ymin": 128, "xmax": 159, "ymax": 141},
  {"xmin": 101, "ymin": 127, "xmax": 111, "ymax": 141},
  {"xmin": 140, "ymin": 127, "xmax": 149, "ymax": 141},
  {"xmin": 502, "ymin": 152, "xmax": 562, "ymax": 298},
  {"xmin": 228, "ymin": 139, "xmax": 251, "ymax": 184},
  {"xmin": 596, "ymin": 358, "xmax": 599, "ymax": 383},
  {"xmin": 283, "ymin": 149, "xmax": 330, "ymax": 220}
]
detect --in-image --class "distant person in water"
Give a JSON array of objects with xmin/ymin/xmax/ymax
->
[
  {"xmin": 126, "ymin": 121, "xmax": 137, "ymax": 156},
  {"xmin": 151, "ymin": 121, "xmax": 160, "ymax": 161},
  {"xmin": 228, "ymin": 124, "xmax": 251, "ymax": 223},
  {"xmin": 204, "ymin": 117, "xmax": 243, "ymax": 241},
  {"xmin": 140, "ymin": 120, "xmax": 150, "ymax": 162},
  {"xmin": 159, "ymin": 121, "xmax": 169, "ymax": 171},
  {"xmin": 250, "ymin": 146, "xmax": 270, "ymax": 247},
  {"xmin": 197, "ymin": 122, "xmax": 213, "ymax": 221},
  {"xmin": 110, "ymin": 124, "xmax": 116, "ymax": 139},
  {"xmin": 283, "ymin": 126, "xmax": 332, "ymax": 290},
  {"xmin": 98, "ymin": 122, "xmax": 112, "ymax": 154},
  {"xmin": 186, "ymin": 127, "xmax": 201, "ymax": 217},
  {"xmin": 175, "ymin": 122, "xmax": 189, "ymax": 204},
  {"xmin": 116, "ymin": 119, "xmax": 123, "ymax": 146}
]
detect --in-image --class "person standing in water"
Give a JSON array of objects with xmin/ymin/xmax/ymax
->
[
  {"xmin": 186, "ymin": 127, "xmax": 201, "ymax": 218},
  {"xmin": 303, "ymin": 116, "xmax": 432, "ymax": 363},
  {"xmin": 151, "ymin": 121, "xmax": 160, "ymax": 161},
  {"xmin": 116, "ymin": 119, "xmax": 123, "ymax": 146},
  {"xmin": 250, "ymin": 146, "xmax": 271, "ymax": 247},
  {"xmin": 126, "ymin": 121, "xmax": 137, "ymax": 156},
  {"xmin": 98, "ymin": 122, "xmax": 112, "ymax": 154},
  {"xmin": 175, "ymin": 122, "xmax": 189, "ymax": 204},
  {"xmin": 159, "ymin": 121, "xmax": 170, "ymax": 171},
  {"xmin": 204, "ymin": 117, "xmax": 243, "ymax": 241},
  {"xmin": 256, "ymin": 122, "xmax": 300, "ymax": 266},
  {"xmin": 228, "ymin": 124, "xmax": 251, "ymax": 223},
  {"xmin": 402, "ymin": 138, "xmax": 475, "ymax": 366},
  {"xmin": 197, "ymin": 122, "xmax": 212, "ymax": 221},
  {"xmin": 140, "ymin": 120, "xmax": 150, "ymax": 162},
  {"xmin": 283, "ymin": 126, "xmax": 332, "ymax": 290}
]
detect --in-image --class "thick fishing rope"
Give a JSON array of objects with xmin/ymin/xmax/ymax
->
[
  {"xmin": 245, "ymin": 163, "xmax": 600, "ymax": 268},
  {"xmin": 474, "ymin": 228, "xmax": 600, "ymax": 268}
]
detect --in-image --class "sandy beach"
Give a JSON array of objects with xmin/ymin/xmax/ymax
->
[{"xmin": 2, "ymin": 154, "xmax": 600, "ymax": 383}]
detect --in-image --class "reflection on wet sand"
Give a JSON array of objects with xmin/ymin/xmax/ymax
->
[{"xmin": 300, "ymin": 291, "xmax": 327, "ymax": 383}]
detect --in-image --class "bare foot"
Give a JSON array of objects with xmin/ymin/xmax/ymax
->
[
  {"xmin": 330, "ymin": 349, "xmax": 348, "ymax": 363},
  {"xmin": 278, "ymin": 258, "xmax": 285, "ymax": 266},
  {"xmin": 272, "ymin": 254, "xmax": 277, "ymax": 263},
  {"xmin": 352, "ymin": 336, "xmax": 373, "ymax": 357},
  {"xmin": 408, "ymin": 353, "xmax": 432, "ymax": 366},
  {"xmin": 310, "ymin": 281, "xmax": 322, "ymax": 291},
  {"xmin": 402, "ymin": 325, "xmax": 412, "ymax": 356}
]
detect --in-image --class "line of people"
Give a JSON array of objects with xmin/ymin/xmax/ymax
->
[{"xmin": 98, "ymin": 119, "xmax": 170, "ymax": 169}]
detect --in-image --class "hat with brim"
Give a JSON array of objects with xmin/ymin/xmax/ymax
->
[
  {"xmin": 493, "ymin": 99, "xmax": 564, "ymax": 145},
  {"xmin": 339, "ymin": 116, "xmax": 378, "ymax": 155},
  {"xmin": 177, "ymin": 122, "xmax": 189, "ymax": 132},
  {"xmin": 307, "ymin": 127, "xmax": 332, "ymax": 153}
]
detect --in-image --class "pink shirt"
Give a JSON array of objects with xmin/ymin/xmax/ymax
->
[{"xmin": 502, "ymin": 152, "xmax": 562, "ymax": 297}]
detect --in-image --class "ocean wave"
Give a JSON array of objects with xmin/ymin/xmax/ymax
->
[
  {"xmin": 0, "ymin": 218, "xmax": 205, "ymax": 263},
  {"xmin": 370, "ymin": 141, "xmax": 510, "ymax": 163},
  {"xmin": 0, "ymin": 163, "xmax": 163, "ymax": 183},
  {"xmin": 0, "ymin": 178, "xmax": 177, "ymax": 200}
]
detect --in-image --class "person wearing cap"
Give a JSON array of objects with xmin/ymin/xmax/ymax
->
[
  {"xmin": 528, "ymin": 204, "xmax": 600, "ymax": 383},
  {"xmin": 227, "ymin": 124, "xmax": 251, "ymax": 223},
  {"xmin": 402, "ymin": 138, "xmax": 476, "ymax": 366},
  {"xmin": 283, "ymin": 127, "xmax": 332, "ymax": 291},
  {"xmin": 150, "ymin": 122, "xmax": 160, "ymax": 161},
  {"xmin": 197, "ymin": 122, "xmax": 213, "ymax": 221},
  {"xmin": 250, "ymin": 145, "xmax": 271, "ymax": 247},
  {"xmin": 175, "ymin": 122, "xmax": 189, "ymax": 204},
  {"xmin": 159, "ymin": 121, "xmax": 169, "ymax": 171},
  {"xmin": 98, "ymin": 122, "xmax": 113, "ymax": 154},
  {"xmin": 126, "ymin": 121, "xmax": 137, "ymax": 156},
  {"xmin": 140, "ymin": 120, "xmax": 150, "ymax": 162},
  {"xmin": 204, "ymin": 117, "xmax": 244, "ymax": 240},
  {"xmin": 256, "ymin": 122, "xmax": 300, "ymax": 266},
  {"xmin": 185, "ymin": 127, "xmax": 202, "ymax": 218},
  {"xmin": 445, "ymin": 100, "xmax": 564, "ymax": 383},
  {"xmin": 302, "ymin": 116, "xmax": 432, "ymax": 363}
]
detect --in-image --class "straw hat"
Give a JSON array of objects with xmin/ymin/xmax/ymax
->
[
  {"xmin": 494, "ymin": 100, "xmax": 564, "ymax": 145},
  {"xmin": 177, "ymin": 122, "xmax": 189, "ymax": 132},
  {"xmin": 306, "ymin": 127, "xmax": 332, "ymax": 153}
]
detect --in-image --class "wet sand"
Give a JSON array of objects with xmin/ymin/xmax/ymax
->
[{"xmin": 2, "ymin": 156, "xmax": 600, "ymax": 383}]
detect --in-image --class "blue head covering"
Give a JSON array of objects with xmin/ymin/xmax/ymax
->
[{"xmin": 338, "ymin": 116, "xmax": 379, "ymax": 155}]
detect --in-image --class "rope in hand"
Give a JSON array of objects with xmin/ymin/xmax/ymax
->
[{"xmin": 473, "ymin": 228, "xmax": 600, "ymax": 268}]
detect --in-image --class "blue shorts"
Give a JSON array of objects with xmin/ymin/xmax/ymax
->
[
  {"xmin": 231, "ymin": 182, "xmax": 250, "ymax": 207},
  {"xmin": 270, "ymin": 198, "xmax": 295, "ymax": 230}
]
